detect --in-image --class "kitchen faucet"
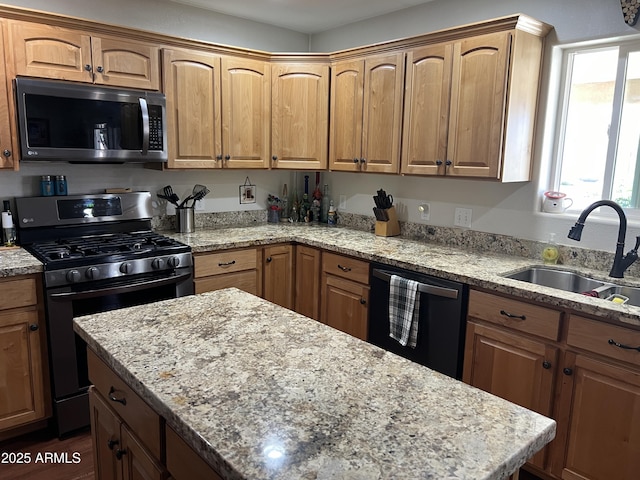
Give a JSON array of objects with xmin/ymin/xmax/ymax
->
[{"xmin": 568, "ymin": 200, "xmax": 640, "ymax": 278}]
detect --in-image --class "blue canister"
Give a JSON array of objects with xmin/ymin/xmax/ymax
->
[
  {"xmin": 55, "ymin": 175, "xmax": 68, "ymax": 196},
  {"xmin": 40, "ymin": 175, "xmax": 54, "ymax": 196}
]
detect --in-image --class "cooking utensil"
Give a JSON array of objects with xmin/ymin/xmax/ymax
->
[
  {"xmin": 178, "ymin": 184, "xmax": 207, "ymax": 208},
  {"xmin": 163, "ymin": 185, "xmax": 180, "ymax": 205},
  {"xmin": 157, "ymin": 188, "xmax": 180, "ymax": 207},
  {"xmin": 189, "ymin": 186, "xmax": 210, "ymax": 207}
]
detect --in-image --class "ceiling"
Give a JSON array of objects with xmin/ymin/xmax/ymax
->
[{"xmin": 167, "ymin": 0, "xmax": 436, "ymax": 34}]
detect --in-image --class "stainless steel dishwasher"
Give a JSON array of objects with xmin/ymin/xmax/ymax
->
[{"xmin": 368, "ymin": 263, "xmax": 468, "ymax": 379}]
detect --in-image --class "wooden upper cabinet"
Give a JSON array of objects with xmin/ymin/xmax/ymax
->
[
  {"xmin": 401, "ymin": 43, "xmax": 452, "ymax": 176},
  {"xmin": 0, "ymin": 21, "xmax": 16, "ymax": 169},
  {"xmin": 221, "ymin": 56, "xmax": 270, "ymax": 168},
  {"xmin": 163, "ymin": 48, "xmax": 222, "ymax": 169},
  {"xmin": 330, "ymin": 54, "xmax": 403, "ymax": 174},
  {"xmin": 447, "ymin": 31, "xmax": 510, "ymax": 179},
  {"xmin": 271, "ymin": 63, "xmax": 329, "ymax": 170},
  {"xmin": 8, "ymin": 21, "xmax": 159, "ymax": 89}
]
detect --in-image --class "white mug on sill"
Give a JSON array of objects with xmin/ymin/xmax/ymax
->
[{"xmin": 543, "ymin": 191, "xmax": 573, "ymax": 213}]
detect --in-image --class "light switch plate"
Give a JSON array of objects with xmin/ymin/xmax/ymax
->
[
  {"xmin": 195, "ymin": 199, "xmax": 205, "ymax": 211},
  {"xmin": 454, "ymin": 207, "xmax": 472, "ymax": 228}
]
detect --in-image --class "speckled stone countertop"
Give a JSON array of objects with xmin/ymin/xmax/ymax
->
[
  {"xmin": 167, "ymin": 223, "xmax": 640, "ymax": 329},
  {"xmin": 0, "ymin": 247, "xmax": 42, "ymax": 277},
  {"xmin": 74, "ymin": 288, "xmax": 556, "ymax": 480}
]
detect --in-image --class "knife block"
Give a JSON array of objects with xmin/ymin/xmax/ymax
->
[{"xmin": 375, "ymin": 206, "xmax": 400, "ymax": 237}]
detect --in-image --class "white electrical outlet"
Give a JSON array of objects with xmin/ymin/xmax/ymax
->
[
  {"xmin": 195, "ymin": 199, "xmax": 205, "ymax": 211},
  {"xmin": 454, "ymin": 207, "xmax": 472, "ymax": 228},
  {"xmin": 339, "ymin": 195, "xmax": 347, "ymax": 209},
  {"xmin": 418, "ymin": 203, "xmax": 430, "ymax": 221}
]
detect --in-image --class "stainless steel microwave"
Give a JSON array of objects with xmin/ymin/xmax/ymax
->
[{"xmin": 15, "ymin": 78, "xmax": 167, "ymax": 163}]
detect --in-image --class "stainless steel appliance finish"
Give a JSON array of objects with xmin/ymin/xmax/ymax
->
[
  {"xmin": 368, "ymin": 264, "xmax": 468, "ymax": 379},
  {"xmin": 15, "ymin": 77, "xmax": 167, "ymax": 163},
  {"xmin": 16, "ymin": 192, "xmax": 193, "ymax": 436}
]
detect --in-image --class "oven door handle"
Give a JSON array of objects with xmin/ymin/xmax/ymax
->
[
  {"xmin": 48, "ymin": 273, "xmax": 192, "ymax": 301},
  {"xmin": 372, "ymin": 269, "xmax": 459, "ymax": 299}
]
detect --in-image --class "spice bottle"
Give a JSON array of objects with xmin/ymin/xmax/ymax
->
[
  {"xmin": 55, "ymin": 175, "xmax": 68, "ymax": 196},
  {"xmin": 2, "ymin": 200, "xmax": 16, "ymax": 247},
  {"xmin": 40, "ymin": 175, "xmax": 54, "ymax": 196}
]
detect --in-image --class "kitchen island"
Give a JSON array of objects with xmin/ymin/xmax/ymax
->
[{"xmin": 74, "ymin": 287, "xmax": 555, "ymax": 480}]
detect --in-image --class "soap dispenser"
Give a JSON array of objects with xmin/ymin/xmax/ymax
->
[{"xmin": 542, "ymin": 233, "xmax": 559, "ymax": 265}]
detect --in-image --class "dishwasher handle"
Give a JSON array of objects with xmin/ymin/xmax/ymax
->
[{"xmin": 372, "ymin": 269, "xmax": 459, "ymax": 299}]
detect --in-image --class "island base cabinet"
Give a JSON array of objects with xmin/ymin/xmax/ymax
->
[
  {"xmin": 166, "ymin": 426, "xmax": 223, "ymax": 480},
  {"xmin": 89, "ymin": 388, "xmax": 166, "ymax": 480},
  {"xmin": 552, "ymin": 352, "xmax": 640, "ymax": 480}
]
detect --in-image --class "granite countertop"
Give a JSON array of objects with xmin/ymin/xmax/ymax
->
[
  {"xmin": 0, "ymin": 246, "xmax": 43, "ymax": 277},
  {"xmin": 74, "ymin": 288, "xmax": 556, "ymax": 480},
  {"xmin": 167, "ymin": 223, "xmax": 640, "ymax": 329}
]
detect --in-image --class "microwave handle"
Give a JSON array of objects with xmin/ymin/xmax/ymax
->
[{"xmin": 139, "ymin": 97, "xmax": 149, "ymax": 155}]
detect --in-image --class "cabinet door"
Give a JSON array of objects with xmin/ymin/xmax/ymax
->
[
  {"xmin": 447, "ymin": 31, "xmax": 510, "ymax": 178},
  {"xmin": 220, "ymin": 56, "xmax": 270, "ymax": 168},
  {"xmin": 9, "ymin": 20, "xmax": 93, "ymax": 82},
  {"xmin": 361, "ymin": 53, "xmax": 404, "ymax": 173},
  {"xmin": 329, "ymin": 59, "xmax": 364, "ymax": 172},
  {"xmin": 89, "ymin": 389, "xmax": 121, "ymax": 480},
  {"xmin": 271, "ymin": 63, "xmax": 329, "ymax": 170},
  {"xmin": 321, "ymin": 274, "xmax": 369, "ymax": 341},
  {"xmin": 121, "ymin": 424, "xmax": 165, "ymax": 480},
  {"xmin": 163, "ymin": 49, "xmax": 222, "ymax": 169},
  {"xmin": 463, "ymin": 321, "xmax": 557, "ymax": 469},
  {"xmin": 263, "ymin": 245, "xmax": 294, "ymax": 310},
  {"xmin": 0, "ymin": 310, "xmax": 47, "ymax": 431},
  {"xmin": 401, "ymin": 43, "xmax": 452, "ymax": 176},
  {"xmin": 0, "ymin": 21, "xmax": 16, "ymax": 169},
  {"xmin": 92, "ymin": 36, "xmax": 160, "ymax": 90},
  {"xmin": 294, "ymin": 245, "xmax": 321, "ymax": 321},
  {"xmin": 555, "ymin": 353, "xmax": 640, "ymax": 480}
]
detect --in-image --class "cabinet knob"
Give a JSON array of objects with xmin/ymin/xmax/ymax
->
[
  {"xmin": 360, "ymin": 158, "xmax": 366, "ymax": 164},
  {"xmin": 353, "ymin": 158, "xmax": 359, "ymax": 164},
  {"xmin": 360, "ymin": 298, "xmax": 366, "ymax": 305},
  {"xmin": 436, "ymin": 159, "xmax": 443, "ymax": 166},
  {"xmin": 107, "ymin": 439, "xmax": 119, "ymax": 450},
  {"xmin": 225, "ymin": 154, "xmax": 231, "ymax": 161},
  {"xmin": 272, "ymin": 155, "xmax": 278, "ymax": 161},
  {"xmin": 29, "ymin": 323, "xmax": 39, "ymax": 331},
  {"xmin": 266, "ymin": 256, "xmax": 272, "ymax": 263},
  {"xmin": 3, "ymin": 149, "xmax": 11, "ymax": 157},
  {"xmin": 542, "ymin": 361, "xmax": 551, "ymax": 369},
  {"xmin": 96, "ymin": 66, "xmax": 104, "ymax": 73},
  {"xmin": 445, "ymin": 160, "xmax": 452, "ymax": 166},
  {"xmin": 216, "ymin": 155, "xmax": 222, "ymax": 161},
  {"xmin": 563, "ymin": 367, "xmax": 573, "ymax": 376},
  {"xmin": 85, "ymin": 64, "xmax": 92, "ymax": 72},
  {"xmin": 115, "ymin": 449, "xmax": 127, "ymax": 460}
]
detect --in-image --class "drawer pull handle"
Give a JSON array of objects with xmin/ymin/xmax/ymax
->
[
  {"xmin": 218, "ymin": 260, "xmax": 236, "ymax": 267},
  {"xmin": 500, "ymin": 310, "xmax": 526, "ymax": 320},
  {"xmin": 338, "ymin": 264, "xmax": 351, "ymax": 272},
  {"xmin": 108, "ymin": 386, "xmax": 127, "ymax": 405},
  {"xmin": 608, "ymin": 338, "xmax": 640, "ymax": 352},
  {"xmin": 107, "ymin": 439, "xmax": 119, "ymax": 450},
  {"xmin": 115, "ymin": 449, "xmax": 127, "ymax": 460}
]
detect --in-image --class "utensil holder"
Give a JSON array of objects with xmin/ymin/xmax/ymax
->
[
  {"xmin": 375, "ymin": 206, "xmax": 400, "ymax": 237},
  {"xmin": 176, "ymin": 207, "xmax": 195, "ymax": 233}
]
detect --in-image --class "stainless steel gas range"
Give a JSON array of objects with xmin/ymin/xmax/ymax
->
[{"xmin": 15, "ymin": 192, "xmax": 193, "ymax": 437}]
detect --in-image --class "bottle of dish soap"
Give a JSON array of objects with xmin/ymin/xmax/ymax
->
[{"xmin": 542, "ymin": 233, "xmax": 559, "ymax": 265}]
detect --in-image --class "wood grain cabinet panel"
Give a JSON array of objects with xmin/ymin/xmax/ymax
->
[
  {"xmin": 262, "ymin": 244, "xmax": 294, "ymax": 310},
  {"xmin": 0, "ymin": 21, "xmax": 16, "ymax": 169},
  {"xmin": 294, "ymin": 245, "xmax": 321, "ymax": 321},
  {"xmin": 271, "ymin": 63, "xmax": 329, "ymax": 170},
  {"xmin": 193, "ymin": 248, "xmax": 260, "ymax": 296}
]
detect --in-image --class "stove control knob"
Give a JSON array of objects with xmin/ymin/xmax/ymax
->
[
  {"xmin": 66, "ymin": 270, "xmax": 81, "ymax": 283},
  {"xmin": 151, "ymin": 258, "xmax": 164, "ymax": 270},
  {"xmin": 167, "ymin": 256, "xmax": 180, "ymax": 268},
  {"xmin": 85, "ymin": 267, "xmax": 99, "ymax": 280},
  {"xmin": 120, "ymin": 262, "xmax": 132, "ymax": 274}
]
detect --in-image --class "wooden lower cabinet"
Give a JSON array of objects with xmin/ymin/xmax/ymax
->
[
  {"xmin": 320, "ymin": 252, "xmax": 369, "ymax": 341},
  {"xmin": 262, "ymin": 244, "xmax": 294, "ymax": 309},
  {"xmin": 193, "ymin": 248, "xmax": 260, "ymax": 296},
  {"xmin": 294, "ymin": 245, "xmax": 321, "ymax": 320},
  {"xmin": 0, "ymin": 275, "xmax": 49, "ymax": 437},
  {"xmin": 166, "ymin": 426, "xmax": 222, "ymax": 480}
]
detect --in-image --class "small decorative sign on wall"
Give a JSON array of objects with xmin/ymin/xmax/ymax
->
[
  {"xmin": 239, "ymin": 176, "xmax": 256, "ymax": 204},
  {"xmin": 621, "ymin": 0, "xmax": 639, "ymax": 26}
]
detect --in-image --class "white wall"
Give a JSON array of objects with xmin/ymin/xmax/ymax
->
[{"xmin": 312, "ymin": 0, "xmax": 640, "ymax": 253}]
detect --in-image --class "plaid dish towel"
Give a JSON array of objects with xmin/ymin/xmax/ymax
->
[{"xmin": 389, "ymin": 274, "xmax": 421, "ymax": 348}]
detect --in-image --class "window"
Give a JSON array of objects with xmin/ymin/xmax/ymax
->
[{"xmin": 554, "ymin": 40, "xmax": 640, "ymax": 212}]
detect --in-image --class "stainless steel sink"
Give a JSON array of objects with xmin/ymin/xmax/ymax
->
[
  {"xmin": 504, "ymin": 267, "xmax": 608, "ymax": 294},
  {"xmin": 503, "ymin": 266, "xmax": 640, "ymax": 307}
]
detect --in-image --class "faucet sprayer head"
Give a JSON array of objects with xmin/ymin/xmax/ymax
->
[{"xmin": 568, "ymin": 223, "xmax": 583, "ymax": 241}]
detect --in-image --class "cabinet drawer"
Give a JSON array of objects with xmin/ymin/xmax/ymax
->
[
  {"xmin": 194, "ymin": 270, "xmax": 258, "ymax": 295},
  {"xmin": 167, "ymin": 426, "xmax": 223, "ymax": 480},
  {"xmin": 322, "ymin": 252, "xmax": 369, "ymax": 284},
  {"xmin": 568, "ymin": 315, "xmax": 640, "ymax": 368},
  {"xmin": 194, "ymin": 249, "xmax": 257, "ymax": 278},
  {"xmin": 468, "ymin": 290, "xmax": 561, "ymax": 341},
  {"xmin": 0, "ymin": 277, "xmax": 38, "ymax": 310},
  {"xmin": 87, "ymin": 348, "xmax": 162, "ymax": 460}
]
